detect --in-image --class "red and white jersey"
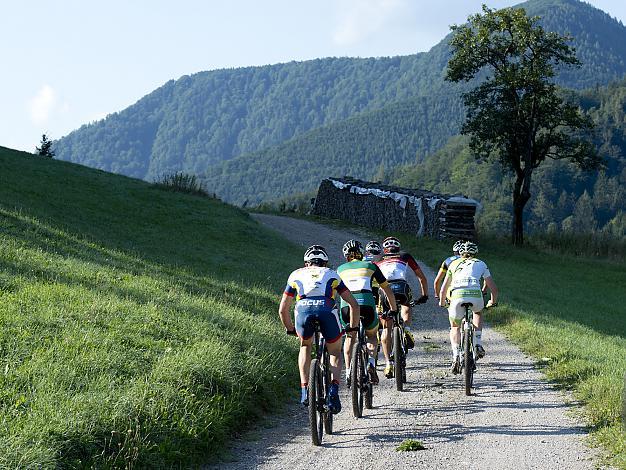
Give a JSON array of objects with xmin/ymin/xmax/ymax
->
[{"xmin": 376, "ymin": 252, "xmax": 420, "ymax": 282}]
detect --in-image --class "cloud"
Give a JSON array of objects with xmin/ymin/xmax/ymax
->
[
  {"xmin": 28, "ymin": 84, "xmax": 57, "ymax": 124},
  {"xmin": 332, "ymin": 0, "xmax": 408, "ymax": 46}
]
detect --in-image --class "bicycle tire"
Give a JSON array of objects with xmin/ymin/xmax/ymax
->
[
  {"xmin": 350, "ymin": 341, "xmax": 363, "ymax": 418},
  {"xmin": 393, "ymin": 326, "xmax": 404, "ymax": 391},
  {"xmin": 463, "ymin": 326, "xmax": 473, "ymax": 396},
  {"xmin": 323, "ymin": 351, "xmax": 333, "ymax": 434},
  {"xmin": 308, "ymin": 359, "xmax": 323, "ymax": 445}
]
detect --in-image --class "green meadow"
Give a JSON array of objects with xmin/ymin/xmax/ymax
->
[
  {"xmin": 400, "ymin": 234, "xmax": 626, "ymax": 468},
  {"xmin": 0, "ymin": 147, "xmax": 301, "ymax": 467}
]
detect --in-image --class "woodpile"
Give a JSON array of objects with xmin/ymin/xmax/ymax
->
[{"xmin": 311, "ymin": 177, "xmax": 479, "ymax": 240}]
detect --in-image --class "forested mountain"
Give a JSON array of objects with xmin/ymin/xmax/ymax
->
[
  {"xmin": 202, "ymin": 93, "xmax": 464, "ymax": 205},
  {"xmin": 392, "ymin": 80, "xmax": 626, "ymax": 237},
  {"xmin": 54, "ymin": 0, "xmax": 626, "ymax": 186}
]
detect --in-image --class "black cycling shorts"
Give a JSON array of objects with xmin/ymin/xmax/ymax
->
[
  {"xmin": 340, "ymin": 305, "xmax": 378, "ymax": 331},
  {"xmin": 385, "ymin": 280, "xmax": 413, "ymax": 307}
]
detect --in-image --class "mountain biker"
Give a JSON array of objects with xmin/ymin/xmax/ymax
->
[
  {"xmin": 438, "ymin": 241, "xmax": 498, "ymax": 374},
  {"xmin": 364, "ymin": 240, "xmax": 382, "ymax": 262},
  {"xmin": 279, "ymin": 245, "xmax": 360, "ymax": 413},
  {"xmin": 376, "ymin": 236, "xmax": 429, "ymax": 379},
  {"xmin": 433, "ymin": 240, "xmax": 464, "ymax": 300},
  {"xmin": 364, "ymin": 240, "xmax": 383, "ymax": 305},
  {"xmin": 337, "ymin": 240, "xmax": 397, "ymax": 386}
]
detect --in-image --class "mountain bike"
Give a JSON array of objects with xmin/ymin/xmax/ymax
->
[
  {"xmin": 458, "ymin": 302, "xmax": 495, "ymax": 396},
  {"xmin": 345, "ymin": 323, "xmax": 373, "ymax": 418},
  {"xmin": 459, "ymin": 302, "xmax": 476, "ymax": 396},
  {"xmin": 287, "ymin": 322, "xmax": 333, "ymax": 446}
]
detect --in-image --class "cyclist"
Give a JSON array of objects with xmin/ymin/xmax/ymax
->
[
  {"xmin": 433, "ymin": 240, "xmax": 464, "ymax": 300},
  {"xmin": 364, "ymin": 240, "xmax": 382, "ymax": 262},
  {"xmin": 337, "ymin": 240, "xmax": 397, "ymax": 386},
  {"xmin": 438, "ymin": 241, "xmax": 498, "ymax": 373},
  {"xmin": 279, "ymin": 245, "xmax": 360, "ymax": 413},
  {"xmin": 376, "ymin": 236, "xmax": 429, "ymax": 378}
]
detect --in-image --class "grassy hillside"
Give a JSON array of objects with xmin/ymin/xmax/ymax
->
[
  {"xmin": 397, "ymin": 234, "xmax": 626, "ymax": 467},
  {"xmin": 0, "ymin": 147, "xmax": 301, "ymax": 467}
]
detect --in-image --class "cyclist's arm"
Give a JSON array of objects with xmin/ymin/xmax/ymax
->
[
  {"xmin": 433, "ymin": 268, "xmax": 446, "ymax": 298},
  {"xmin": 408, "ymin": 256, "xmax": 428, "ymax": 296},
  {"xmin": 439, "ymin": 275, "xmax": 451, "ymax": 307},
  {"xmin": 484, "ymin": 276, "xmax": 498, "ymax": 307},
  {"xmin": 278, "ymin": 293, "xmax": 296, "ymax": 332},
  {"xmin": 338, "ymin": 289, "xmax": 360, "ymax": 329}
]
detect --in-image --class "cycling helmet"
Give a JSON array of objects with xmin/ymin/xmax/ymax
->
[
  {"xmin": 342, "ymin": 239, "xmax": 363, "ymax": 259},
  {"xmin": 365, "ymin": 240, "xmax": 382, "ymax": 255},
  {"xmin": 382, "ymin": 236, "xmax": 401, "ymax": 253},
  {"xmin": 459, "ymin": 241, "xmax": 478, "ymax": 257},
  {"xmin": 453, "ymin": 240, "xmax": 464, "ymax": 254},
  {"xmin": 304, "ymin": 245, "xmax": 329, "ymax": 264}
]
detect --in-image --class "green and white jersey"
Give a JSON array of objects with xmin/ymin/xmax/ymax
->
[
  {"xmin": 337, "ymin": 259, "xmax": 388, "ymax": 309},
  {"xmin": 446, "ymin": 257, "xmax": 491, "ymax": 299}
]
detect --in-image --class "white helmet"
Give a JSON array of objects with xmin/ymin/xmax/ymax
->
[
  {"xmin": 453, "ymin": 240, "xmax": 464, "ymax": 254},
  {"xmin": 304, "ymin": 245, "xmax": 329, "ymax": 264},
  {"xmin": 459, "ymin": 241, "xmax": 478, "ymax": 256},
  {"xmin": 382, "ymin": 236, "xmax": 401, "ymax": 253}
]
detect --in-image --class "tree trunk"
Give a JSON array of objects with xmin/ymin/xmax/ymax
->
[{"xmin": 511, "ymin": 169, "xmax": 532, "ymax": 246}]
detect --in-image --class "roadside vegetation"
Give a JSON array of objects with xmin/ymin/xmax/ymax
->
[
  {"xmin": 0, "ymin": 146, "xmax": 301, "ymax": 467},
  {"xmin": 399, "ymin": 234, "xmax": 625, "ymax": 467}
]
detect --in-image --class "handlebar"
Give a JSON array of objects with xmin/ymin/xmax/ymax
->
[
  {"xmin": 343, "ymin": 326, "xmax": 360, "ymax": 333},
  {"xmin": 285, "ymin": 329, "xmax": 297, "ymax": 336}
]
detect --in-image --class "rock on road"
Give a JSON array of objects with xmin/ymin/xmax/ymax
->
[{"xmin": 209, "ymin": 214, "xmax": 600, "ymax": 470}]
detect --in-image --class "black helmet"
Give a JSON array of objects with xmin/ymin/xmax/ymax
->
[
  {"xmin": 342, "ymin": 239, "xmax": 363, "ymax": 259},
  {"xmin": 365, "ymin": 240, "xmax": 382, "ymax": 255},
  {"xmin": 304, "ymin": 245, "xmax": 329, "ymax": 264},
  {"xmin": 382, "ymin": 236, "xmax": 401, "ymax": 253}
]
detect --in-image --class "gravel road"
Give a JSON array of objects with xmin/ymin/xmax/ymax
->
[{"xmin": 208, "ymin": 214, "xmax": 601, "ymax": 470}]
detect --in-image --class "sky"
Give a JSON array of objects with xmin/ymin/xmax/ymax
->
[{"xmin": 1, "ymin": 0, "xmax": 625, "ymax": 152}]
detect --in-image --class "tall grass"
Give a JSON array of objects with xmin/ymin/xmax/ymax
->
[
  {"xmin": 399, "ymin": 233, "xmax": 626, "ymax": 468},
  {"xmin": 154, "ymin": 172, "xmax": 211, "ymax": 197},
  {"xmin": 0, "ymin": 147, "xmax": 301, "ymax": 467}
]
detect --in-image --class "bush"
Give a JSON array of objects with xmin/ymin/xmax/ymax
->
[{"xmin": 154, "ymin": 172, "xmax": 211, "ymax": 197}]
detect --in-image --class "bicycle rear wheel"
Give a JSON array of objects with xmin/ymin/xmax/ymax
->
[
  {"xmin": 463, "ymin": 327, "xmax": 473, "ymax": 396},
  {"xmin": 393, "ymin": 326, "xmax": 404, "ymax": 391},
  {"xmin": 350, "ymin": 341, "xmax": 364, "ymax": 418},
  {"xmin": 308, "ymin": 359, "xmax": 324, "ymax": 445}
]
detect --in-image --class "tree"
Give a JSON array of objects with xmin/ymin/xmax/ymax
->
[
  {"xmin": 446, "ymin": 5, "xmax": 602, "ymax": 245},
  {"xmin": 36, "ymin": 134, "xmax": 55, "ymax": 158}
]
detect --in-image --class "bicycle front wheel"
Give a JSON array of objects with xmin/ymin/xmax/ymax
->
[
  {"xmin": 350, "ymin": 341, "xmax": 364, "ymax": 418},
  {"xmin": 308, "ymin": 359, "xmax": 324, "ymax": 445},
  {"xmin": 393, "ymin": 326, "xmax": 404, "ymax": 391},
  {"xmin": 463, "ymin": 327, "xmax": 473, "ymax": 396},
  {"xmin": 323, "ymin": 351, "xmax": 333, "ymax": 434}
]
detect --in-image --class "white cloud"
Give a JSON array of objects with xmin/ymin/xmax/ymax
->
[
  {"xmin": 332, "ymin": 0, "xmax": 408, "ymax": 46},
  {"xmin": 28, "ymin": 84, "xmax": 57, "ymax": 124}
]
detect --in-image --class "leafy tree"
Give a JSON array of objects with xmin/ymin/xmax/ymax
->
[
  {"xmin": 35, "ymin": 134, "xmax": 55, "ymax": 158},
  {"xmin": 446, "ymin": 5, "xmax": 602, "ymax": 244}
]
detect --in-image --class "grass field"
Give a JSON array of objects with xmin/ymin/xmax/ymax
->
[
  {"xmin": 0, "ymin": 147, "xmax": 302, "ymax": 467},
  {"xmin": 398, "ymin": 234, "xmax": 626, "ymax": 468}
]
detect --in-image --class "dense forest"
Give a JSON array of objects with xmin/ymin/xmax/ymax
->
[
  {"xmin": 201, "ymin": 93, "xmax": 465, "ymax": 205},
  {"xmin": 392, "ymin": 80, "xmax": 626, "ymax": 238},
  {"xmin": 54, "ymin": 0, "xmax": 626, "ymax": 184}
]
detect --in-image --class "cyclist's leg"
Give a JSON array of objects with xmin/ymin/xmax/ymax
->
[
  {"xmin": 471, "ymin": 298, "xmax": 486, "ymax": 356},
  {"xmin": 447, "ymin": 299, "xmax": 464, "ymax": 370},
  {"xmin": 294, "ymin": 307, "xmax": 316, "ymax": 400},
  {"xmin": 340, "ymin": 306, "xmax": 353, "ymax": 377},
  {"xmin": 319, "ymin": 308, "xmax": 344, "ymax": 383}
]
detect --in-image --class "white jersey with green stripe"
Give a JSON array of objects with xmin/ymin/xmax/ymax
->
[{"xmin": 446, "ymin": 257, "xmax": 491, "ymax": 296}]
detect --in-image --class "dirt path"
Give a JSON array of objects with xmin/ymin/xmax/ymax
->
[{"xmin": 209, "ymin": 214, "xmax": 600, "ymax": 470}]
